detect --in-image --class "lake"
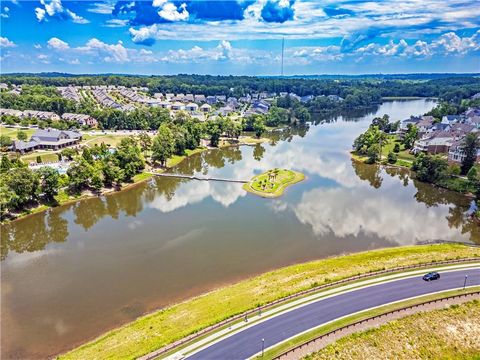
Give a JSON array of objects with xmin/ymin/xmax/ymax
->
[{"xmin": 1, "ymin": 100, "xmax": 478, "ymax": 359}]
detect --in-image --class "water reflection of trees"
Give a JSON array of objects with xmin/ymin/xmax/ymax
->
[
  {"xmin": 1, "ymin": 209, "xmax": 69, "ymax": 260},
  {"xmin": 351, "ymin": 160, "xmax": 479, "ymax": 244}
]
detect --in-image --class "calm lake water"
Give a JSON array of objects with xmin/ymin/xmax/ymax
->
[{"xmin": 1, "ymin": 100, "xmax": 478, "ymax": 359}]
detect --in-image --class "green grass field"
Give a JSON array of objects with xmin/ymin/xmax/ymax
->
[
  {"xmin": 60, "ymin": 244, "xmax": 478, "ymax": 360},
  {"xmin": 0, "ymin": 126, "xmax": 36, "ymax": 140},
  {"xmin": 243, "ymin": 169, "xmax": 305, "ymax": 198},
  {"xmin": 306, "ymin": 299, "xmax": 480, "ymax": 360}
]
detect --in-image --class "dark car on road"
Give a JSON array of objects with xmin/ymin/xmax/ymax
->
[{"xmin": 423, "ymin": 272, "xmax": 440, "ymax": 281}]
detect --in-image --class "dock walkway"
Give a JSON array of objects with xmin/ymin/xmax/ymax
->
[{"xmin": 149, "ymin": 172, "xmax": 248, "ymax": 184}]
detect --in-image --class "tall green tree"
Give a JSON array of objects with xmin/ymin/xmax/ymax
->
[
  {"xmin": 460, "ymin": 133, "xmax": 479, "ymax": 175},
  {"xmin": 152, "ymin": 124, "xmax": 175, "ymax": 166},
  {"xmin": 114, "ymin": 137, "xmax": 145, "ymax": 181},
  {"xmin": 37, "ymin": 167, "xmax": 60, "ymax": 200}
]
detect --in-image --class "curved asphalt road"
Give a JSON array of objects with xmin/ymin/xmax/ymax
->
[{"xmin": 187, "ymin": 268, "xmax": 479, "ymax": 360}]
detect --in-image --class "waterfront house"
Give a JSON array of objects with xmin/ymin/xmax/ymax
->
[
  {"xmin": 413, "ymin": 131, "xmax": 456, "ymax": 154},
  {"xmin": 448, "ymin": 136, "xmax": 480, "ymax": 164}
]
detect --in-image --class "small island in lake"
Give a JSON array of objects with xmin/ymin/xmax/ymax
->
[{"xmin": 243, "ymin": 169, "xmax": 305, "ymax": 198}]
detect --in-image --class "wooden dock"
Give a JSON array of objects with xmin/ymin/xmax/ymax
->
[{"xmin": 149, "ymin": 172, "xmax": 249, "ymax": 184}]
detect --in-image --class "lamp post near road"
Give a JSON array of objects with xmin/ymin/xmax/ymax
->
[
  {"xmin": 261, "ymin": 338, "xmax": 265, "ymax": 357},
  {"xmin": 463, "ymin": 275, "xmax": 468, "ymax": 290}
]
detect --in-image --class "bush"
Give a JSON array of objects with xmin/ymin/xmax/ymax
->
[
  {"xmin": 393, "ymin": 143, "xmax": 400, "ymax": 153},
  {"xmin": 387, "ymin": 151, "xmax": 398, "ymax": 164},
  {"xmin": 36, "ymin": 155, "xmax": 42, "ymax": 163},
  {"xmin": 448, "ymin": 164, "xmax": 461, "ymax": 175}
]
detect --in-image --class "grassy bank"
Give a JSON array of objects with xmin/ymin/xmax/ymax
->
[
  {"xmin": 61, "ymin": 244, "xmax": 479, "ymax": 360},
  {"xmin": 306, "ymin": 299, "xmax": 480, "ymax": 360},
  {"xmin": 243, "ymin": 169, "xmax": 305, "ymax": 198}
]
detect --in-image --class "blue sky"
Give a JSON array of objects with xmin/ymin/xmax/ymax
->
[{"xmin": 1, "ymin": 0, "xmax": 479, "ymax": 75}]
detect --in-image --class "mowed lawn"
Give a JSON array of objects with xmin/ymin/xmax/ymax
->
[
  {"xmin": 306, "ymin": 300, "xmax": 480, "ymax": 360},
  {"xmin": 1, "ymin": 126, "xmax": 36, "ymax": 140},
  {"xmin": 60, "ymin": 244, "xmax": 479, "ymax": 360}
]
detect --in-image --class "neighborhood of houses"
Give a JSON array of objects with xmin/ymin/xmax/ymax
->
[{"xmin": 399, "ymin": 105, "xmax": 480, "ymax": 164}]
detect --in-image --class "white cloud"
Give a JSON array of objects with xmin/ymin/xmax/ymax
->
[
  {"xmin": 0, "ymin": 36, "xmax": 16, "ymax": 48},
  {"xmin": 34, "ymin": 44, "xmax": 42, "ymax": 49},
  {"xmin": 47, "ymin": 37, "xmax": 70, "ymax": 50},
  {"xmin": 35, "ymin": 7, "xmax": 46, "ymax": 21},
  {"xmin": 78, "ymin": 38, "xmax": 129, "ymax": 62},
  {"xmin": 35, "ymin": 0, "xmax": 89, "ymax": 24},
  {"xmin": 87, "ymin": 2, "xmax": 114, "ymax": 14},
  {"xmin": 104, "ymin": 19, "xmax": 129, "ymax": 27},
  {"xmin": 154, "ymin": 1, "xmax": 189, "ymax": 22},
  {"xmin": 1, "ymin": 6, "xmax": 9, "ymax": 18},
  {"xmin": 432, "ymin": 30, "xmax": 480, "ymax": 54}
]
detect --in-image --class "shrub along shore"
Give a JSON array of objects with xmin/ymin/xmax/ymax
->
[{"xmin": 60, "ymin": 244, "xmax": 478, "ymax": 360}]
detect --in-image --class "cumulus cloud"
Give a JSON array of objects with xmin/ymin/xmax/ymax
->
[
  {"xmin": 47, "ymin": 37, "xmax": 70, "ymax": 50},
  {"xmin": 432, "ymin": 30, "xmax": 480, "ymax": 54},
  {"xmin": 0, "ymin": 36, "xmax": 16, "ymax": 48},
  {"xmin": 261, "ymin": 0, "xmax": 295, "ymax": 23},
  {"xmin": 157, "ymin": 1, "xmax": 189, "ymax": 22},
  {"xmin": 35, "ymin": 0, "xmax": 89, "ymax": 24},
  {"xmin": 78, "ymin": 38, "xmax": 129, "ymax": 62}
]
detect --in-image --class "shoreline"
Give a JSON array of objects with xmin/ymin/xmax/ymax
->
[
  {"xmin": 349, "ymin": 151, "xmax": 478, "ymax": 199},
  {"xmin": 1, "ymin": 136, "xmax": 269, "ymax": 224}
]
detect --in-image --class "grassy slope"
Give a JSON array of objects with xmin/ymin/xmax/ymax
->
[
  {"xmin": 306, "ymin": 299, "xmax": 480, "ymax": 360},
  {"xmin": 61, "ymin": 244, "xmax": 479, "ymax": 360}
]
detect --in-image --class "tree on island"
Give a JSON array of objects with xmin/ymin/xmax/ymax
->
[{"xmin": 253, "ymin": 116, "xmax": 266, "ymax": 138}]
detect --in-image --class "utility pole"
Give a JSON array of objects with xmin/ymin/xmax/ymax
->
[
  {"xmin": 281, "ymin": 37, "xmax": 285, "ymax": 77},
  {"xmin": 261, "ymin": 338, "xmax": 265, "ymax": 357},
  {"xmin": 463, "ymin": 275, "xmax": 468, "ymax": 290}
]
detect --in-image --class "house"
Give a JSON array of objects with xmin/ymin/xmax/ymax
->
[
  {"xmin": 194, "ymin": 94, "xmax": 206, "ymax": 103},
  {"xmin": 174, "ymin": 93, "xmax": 186, "ymax": 102},
  {"xmin": 165, "ymin": 93, "xmax": 174, "ymax": 100},
  {"xmin": 441, "ymin": 115, "xmax": 462, "ymax": 124},
  {"xmin": 215, "ymin": 105, "xmax": 234, "ymax": 116},
  {"xmin": 61, "ymin": 113, "xmax": 98, "ymax": 127},
  {"xmin": 216, "ymin": 95, "xmax": 227, "ymax": 103},
  {"xmin": 0, "ymin": 108, "xmax": 23, "ymax": 118},
  {"xmin": 0, "ymin": 83, "xmax": 8, "ymax": 90},
  {"xmin": 448, "ymin": 136, "xmax": 480, "ymax": 164},
  {"xmin": 327, "ymin": 94, "xmax": 344, "ymax": 102},
  {"xmin": 153, "ymin": 93, "xmax": 164, "ymax": 99},
  {"xmin": 206, "ymin": 96, "xmax": 217, "ymax": 105},
  {"xmin": 200, "ymin": 103, "xmax": 212, "ymax": 113},
  {"xmin": 12, "ymin": 128, "xmax": 82, "ymax": 153},
  {"xmin": 171, "ymin": 101, "xmax": 185, "ymax": 111},
  {"xmin": 185, "ymin": 102, "xmax": 199, "ymax": 112},
  {"xmin": 416, "ymin": 116, "xmax": 435, "ymax": 134},
  {"xmin": 227, "ymin": 97, "xmax": 239, "ymax": 108},
  {"xmin": 23, "ymin": 110, "xmax": 61, "ymax": 121},
  {"xmin": 300, "ymin": 95, "xmax": 314, "ymax": 103},
  {"xmin": 185, "ymin": 94, "xmax": 195, "ymax": 102},
  {"xmin": 413, "ymin": 131, "xmax": 456, "ymax": 154}
]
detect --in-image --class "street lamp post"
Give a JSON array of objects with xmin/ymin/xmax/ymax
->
[
  {"xmin": 261, "ymin": 338, "xmax": 265, "ymax": 357},
  {"xmin": 463, "ymin": 275, "xmax": 468, "ymax": 290}
]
